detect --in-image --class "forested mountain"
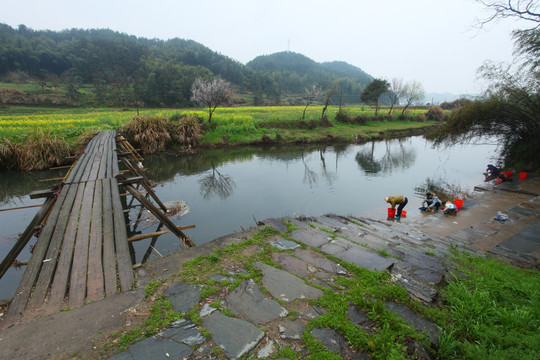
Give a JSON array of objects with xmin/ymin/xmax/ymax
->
[
  {"xmin": 247, "ymin": 52, "xmax": 372, "ymax": 102},
  {"xmin": 0, "ymin": 24, "xmax": 373, "ymax": 107}
]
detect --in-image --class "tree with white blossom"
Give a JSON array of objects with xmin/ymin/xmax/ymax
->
[
  {"xmin": 191, "ymin": 77, "xmax": 233, "ymax": 122},
  {"xmin": 302, "ymin": 84, "xmax": 324, "ymax": 120}
]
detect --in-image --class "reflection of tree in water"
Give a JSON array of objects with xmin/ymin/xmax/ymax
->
[
  {"xmin": 355, "ymin": 140, "xmax": 416, "ymax": 175},
  {"xmin": 301, "ymin": 152, "xmax": 318, "ymax": 187},
  {"xmin": 355, "ymin": 143, "xmax": 382, "ymax": 174},
  {"xmin": 414, "ymin": 177, "xmax": 472, "ymax": 203},
  {"xmin": 318, "ymin": 148, "xmax": 337, "ymax": 186},
  {"xmin": 198, "ymin": 162, "xmax": 236, "ymax": 200}
]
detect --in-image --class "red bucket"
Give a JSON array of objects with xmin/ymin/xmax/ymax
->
[
  {"xmin": 454, "ymin": 199, "xmax": 464, "ymax": 210},
  {"xmin": 388, "ymin": 208, "xmax": 406, "ymax": 217},
  {"xmin": 519, "ymin": 172, "xmax": 527, "ymax": 180}
]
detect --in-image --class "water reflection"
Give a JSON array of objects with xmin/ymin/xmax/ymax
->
[
  {"xmin": 198, "ymin": 162, "xmax": 236, "ymax": 199},
  {"xmin": 0, "ymin": 169, "xmax": 65, "ymax": 205},
  {"xmin": 355, "ymin": 139, "xmax": 417, "ymax": 175}
]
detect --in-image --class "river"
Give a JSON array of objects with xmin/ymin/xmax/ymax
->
[{"xmin": 0, "ymin": 135, "xmax": 499, "ymax": 299}]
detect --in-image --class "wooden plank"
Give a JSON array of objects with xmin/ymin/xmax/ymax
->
[
  {"xmin": 86, "ymin": 180, "xmax": 104, "ymax": 302},
  {"xmin": 45, "ymin": 183, "xmax": 86, "ymax": 313},
  {"xmin": 118, "ymin": 176, "xmax": 144, "ymax": 186},
  {"xmin": 68, "ymin": 181, "xmax": 95, "ymax": 308},
  {"xmin": 38, "ymin": 177, "xmax": 65, "ymax": 182},
  {"xmin": 104, "ymin": 131, "xmax": 114, "ymax": 179},
  {"xmin": 65, "ymin": 134, "xmax": 99, "ymax": 184},
  {"xmin": 29, "ymin": 189, "xmax": 56, "ymax": 199},
  {"xmin": 6, "ymin": 183, "xmax": 72, "ymax": 321},
  {"xmin": 127, "ymin": 225, "xmax": 196, "ymax": 242},
  {"xmin": 27, "ymin": 184, "xmax": 79, "ymax": 309},
  {"xmin": 86, "ymin": 135, "xmax": 105, "ymax": 182},
  {"xmin": 101, "ymin": 178, "xmax": 118, "ymax": 297},
  {"xmin": 96, "ymin": 133, "xmax": 108, "ymax": 180},
  {"xmin": 111, "ymin": 178, "xmax": 134, "ymax": 292},
  {"xmin": 97, "ymin": 131, "xmax": 113, "ymax": 180}
]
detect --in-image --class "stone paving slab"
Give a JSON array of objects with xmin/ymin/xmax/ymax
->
[
  {"xmin": 277, "ymin": 320, "xmax": 305, "ymax": 339},
  {"xmin": 225, "ymin": 279, "xmax": 288, "ymax": 324},
  {"xmin": 293, "ymin": 248, "xmax": 347, "ymax": 275},
  {"xmin": 163, "ymin": 282, "xmax": 201, "ymax": 314},
  {"xmin": 389, "ymin": 267, "xmax": 439, "ymax": 304},
  {"xmin": 497, "ymin": 221, "xmax": 540, "ymax": 254},
  {"xmin": 202, "ymin": 311, "xmax": 264, "ymax": 360},
  {"xmin": 270, "ymin": 238, "xmax": 301, "ymax": 250},
  {"xmin": 310, "ymin": 328, "xmax": 373, "ymax": 360},
  {"xmin": 261, "ymin": 217, "xmax": 288, "ymax": 233},
  {"xmin": 320, "ymin": 237, "xmax": 394, "ymax": 271},
  {"xmin": 289, "ymin": 228, "xmax": 332, "ymax": 248},
  {"xmin": 253, "ymin": 262, "xmax": 324, "ymax": 302},
  {"xmin": 385, "ymin": 302, "xmax": 440, "ymax": 346},
  {"xmin": 109, "ymin": 336, "xmax": 193, "ymax": 360},
  {"xmin": 272, "ymin": 252, "xmax": 315, "ymax": 278},
  {"xmin": 158, "ymin": 319, "xmax": 205, "ymax": 346}
]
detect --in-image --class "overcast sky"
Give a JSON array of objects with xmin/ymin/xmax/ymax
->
[{"xmin": 1, "ymin": 0, "xmax": 525, "ymax": 95}]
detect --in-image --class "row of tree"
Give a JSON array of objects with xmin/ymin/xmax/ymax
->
[{"xmin": 0, "ymin": 24, "xmax": 377, "ymax": 107}]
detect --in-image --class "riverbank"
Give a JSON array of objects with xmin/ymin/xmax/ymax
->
[
  {"xmin": 0, "ymin": 174, "xmax": 538, "ymax": 359},
  {"xmin": 0, "ymin": 104, "xmax": 438, "ymax": 170}
]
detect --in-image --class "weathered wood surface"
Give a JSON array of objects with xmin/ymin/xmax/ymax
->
[{"xmin": 6, "ymin": 130, "xmax": 134, "ymax": 322}]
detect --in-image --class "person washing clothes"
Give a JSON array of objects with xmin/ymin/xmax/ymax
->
[
  {"xmin": 421, "ymin": 192, "xmax": 441, "ymax": 211},
  {"xmin": 385, "ymin": 195, "xmax": 408, "ymax": 220}
]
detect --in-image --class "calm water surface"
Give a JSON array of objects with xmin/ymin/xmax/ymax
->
[{"xmin": 0, "ymin": 136, "xmax": 498, "ymax": 299}]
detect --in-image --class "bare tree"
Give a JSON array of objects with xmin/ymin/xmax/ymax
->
[
  {"xmin": 191, "ymin": 77, "xmax": 233, "ymax": 122},
  {"xmin": 387, "ymin": 78, "xmax": 406, "ymax": 115},
  {"xmin": 321, "ymin": 84, "xmax": 337, "ymax": 119},
  {"xmin": 400, "ymin": 81, "xmax": 425, "ymax": 117},
  {"xmin": 302, "ymin": 84, "xmax": 324, "ymax": 120},
  {"xmin": 475, "ymin": 0, "xmax": 540, "ymax": 28}
]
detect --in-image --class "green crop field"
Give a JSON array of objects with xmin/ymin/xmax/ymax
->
[{"xmin": 0, "ymin": 105, "xmax": 431, "ymax": 144}]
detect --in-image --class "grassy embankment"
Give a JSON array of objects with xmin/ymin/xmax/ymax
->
[
  {"xmin": 0, "ymin": 105, "xmax": 437, "ymax": 170},
  {"xmin": 108, "ymin": 226, "xmax": 540, "ymax": 360}
]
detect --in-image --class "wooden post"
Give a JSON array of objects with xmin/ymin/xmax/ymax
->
[
  {"xmin": 0, "ymin": 197, "xmax": 56, "ymax": 279},
  {"xmin": 120, "ymin": 180, "xmax": 194, "ymax": 248},
  {"xmin": 118, "ymin": 156, "xmax": 168, "ymax": 212}
]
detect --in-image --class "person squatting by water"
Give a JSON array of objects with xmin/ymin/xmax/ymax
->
[
  {"xmin": 385, "ymin": 195, "xmax": 408, "ymax": 220},
  {"xmin": 421, "ymin": 192, "xmax": 441, "ymax": 211}
]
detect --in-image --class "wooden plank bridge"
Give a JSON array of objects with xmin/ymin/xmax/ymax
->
[{"xmin": 1, "ymin": 130, "xmax": 193, "ymax": 324}]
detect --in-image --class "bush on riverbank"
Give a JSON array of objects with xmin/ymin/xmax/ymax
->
[{"xmin": 0, "ymin": 130, "xmax": 71, "ymax": 170}]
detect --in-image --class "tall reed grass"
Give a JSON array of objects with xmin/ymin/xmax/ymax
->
[
  {"xmin": 121, "ymin": 114, "xmax": 204, "ymax": 154},
  {"xmin": 0, "ymin": 130, "xmax": 72, "ymax": 170}
]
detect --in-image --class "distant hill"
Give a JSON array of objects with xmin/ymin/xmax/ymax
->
[
  {"xmin": 0, "ymin": 24, "xmax": 373, "ymax": 107},
  {"xmin": 247, "ymin": 52, "xmax": 373, "ymax": 102}
]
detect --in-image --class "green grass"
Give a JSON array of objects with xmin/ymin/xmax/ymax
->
[
  {"xmin": 438, "ymin": 251, "xmax": 540, "ymax": 359},
  {"xmin": 110, "ymin": 297, "xmax": 182, "ymax": 353}
]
